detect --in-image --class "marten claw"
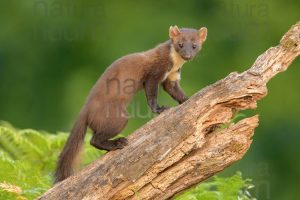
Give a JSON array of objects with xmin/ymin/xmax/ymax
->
[{"xmin": 179, "ymin": 97, "xmax": 189, "ymax": 104}]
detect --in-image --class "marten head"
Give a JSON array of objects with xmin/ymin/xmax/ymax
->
[{"xmin": 169, "ymin": 25, "xmax": 207, "ymax": 61}]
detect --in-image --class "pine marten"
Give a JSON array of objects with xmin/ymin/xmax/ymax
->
[{"xmin": 54, "ymin": 25, "xmax": 207, "ymax": 183}]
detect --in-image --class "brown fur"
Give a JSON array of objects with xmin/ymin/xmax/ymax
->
[{"xmin": 54, "ymin": 25, "xmax": 207, "ymax": 183}]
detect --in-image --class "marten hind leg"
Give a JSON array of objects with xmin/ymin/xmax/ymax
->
[
  {"xmin": 90, "ymin": 116, "xmax": 128, "ymax": 151},
  {"xmin": 90, "ymin": 133, "xmax": 128, "ymax": 151}
]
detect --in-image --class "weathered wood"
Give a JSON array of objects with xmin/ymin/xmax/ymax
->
[{"xmin": 39, "ymin": 21, "xmax": 300, "ymax": 200}]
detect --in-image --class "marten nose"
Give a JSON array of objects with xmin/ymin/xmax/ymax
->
[{"xmin": 182, "ymin": 55, "xmax": 192, "ymax": 60}]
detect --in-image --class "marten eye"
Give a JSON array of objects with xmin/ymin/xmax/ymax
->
[
  {"xmin": 192, "ymin": 44, "xmax": 197, "ymax": 49},
  {"xmin": 178, "ymin": 43, "xmax": 184, "ymax": 48}
]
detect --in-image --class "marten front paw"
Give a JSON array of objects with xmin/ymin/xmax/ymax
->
[
  {"xmin": 179, "ymin": 97, "xmax": 189, "ymax": 104},
  {"xmin": 115, "ymin": 137, "xmax": 128, "ymax": 149},
  {"xmin": 155, "ymin": 105, "xmax": 170, "ymax": 114}
]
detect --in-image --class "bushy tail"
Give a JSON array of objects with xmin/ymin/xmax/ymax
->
[{"xmin": 54, "ymin": 112, "xmax": 87, "ymax": 183}]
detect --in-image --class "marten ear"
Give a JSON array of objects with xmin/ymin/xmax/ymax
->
[
  {"xmin": 169, "ymin": 25, "xmax": 181, "ymax": 39},
  {"xmin": 198, "ymin": 27, "xmax": 207, "ymax": 43}
]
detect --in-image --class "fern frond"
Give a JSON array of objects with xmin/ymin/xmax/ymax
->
[
  {"xmin": 20, "ymin": 130, "xmax": 50, "ymax": 153},
  {"xmin": 0, "ymin": 127, "xmax": 23, "ymax": 159}
]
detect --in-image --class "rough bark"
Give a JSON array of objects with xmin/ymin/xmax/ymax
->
[{"xmin": 39, "ymin": 21, "xmax": 300, "ymax": 200}]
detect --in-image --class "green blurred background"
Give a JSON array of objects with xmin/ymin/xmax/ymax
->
[{"xmin": 0, "ymin": 0, "xmax": 299, "ymax": 199}]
